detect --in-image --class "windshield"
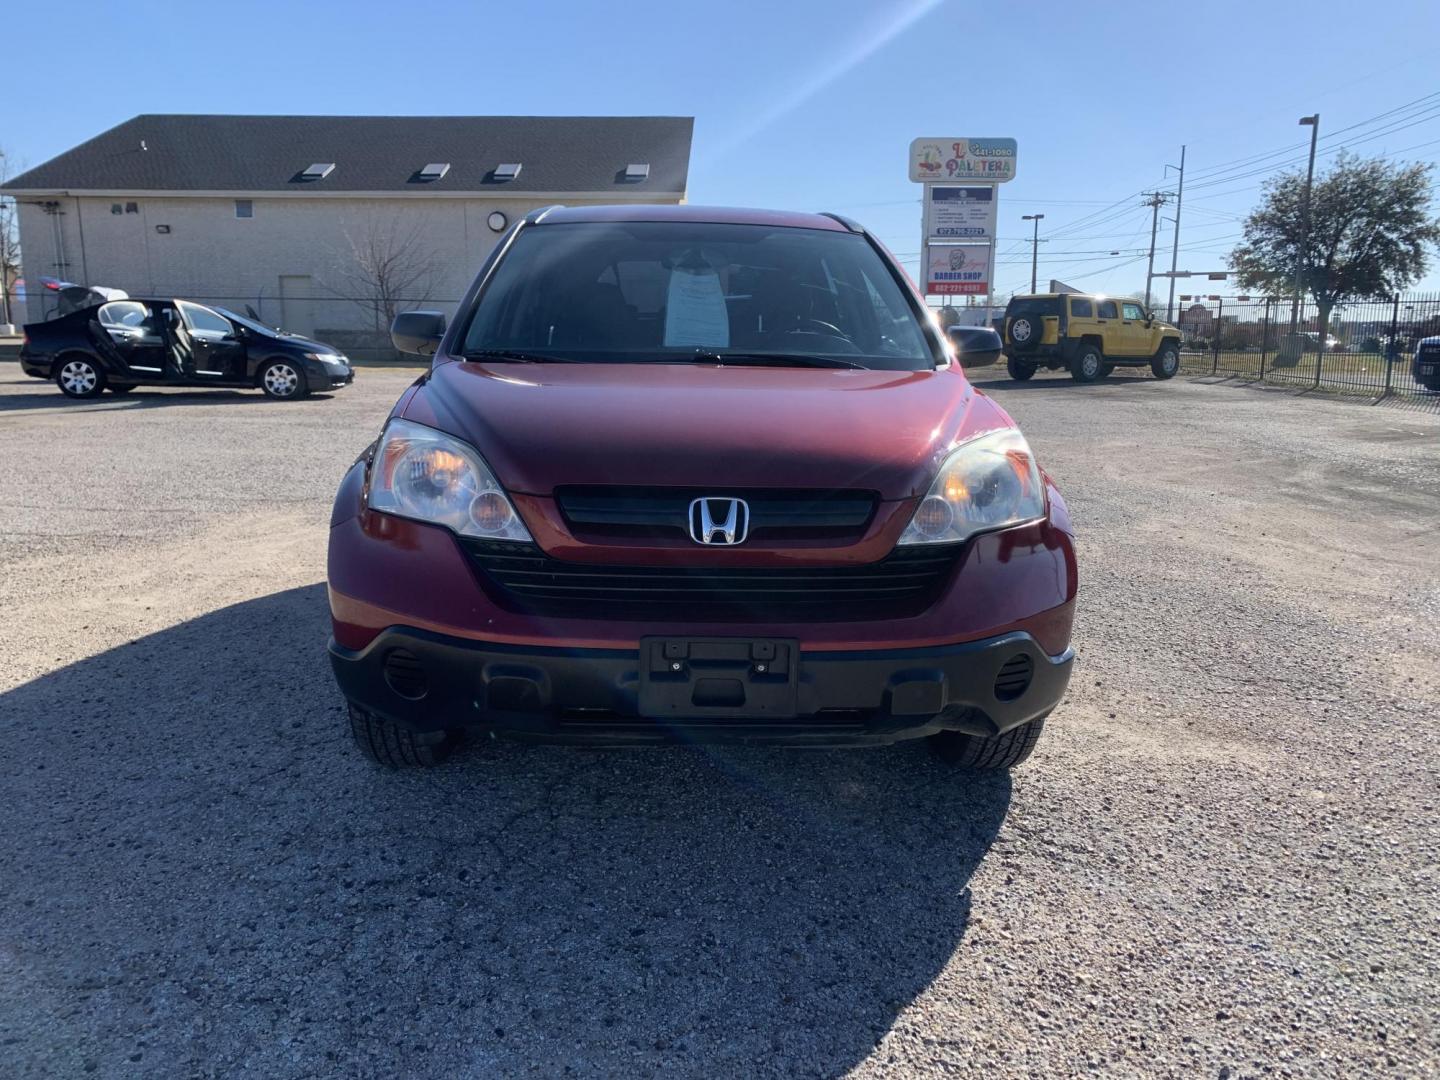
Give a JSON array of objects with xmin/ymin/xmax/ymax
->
[{"xmin": 459, "ymin": 221, "xmax": 937, "ymax": 370}]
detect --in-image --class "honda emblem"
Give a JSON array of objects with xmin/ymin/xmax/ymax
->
[{"xmin": 688, "ymin": 497, "xmax": 750, "ymax": 545}]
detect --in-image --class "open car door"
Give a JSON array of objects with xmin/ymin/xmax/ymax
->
[{"xmin": 176, "ymin": 299, "xmax": 247, "ymax": 379}]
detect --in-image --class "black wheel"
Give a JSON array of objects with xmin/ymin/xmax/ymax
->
[
  {"xmin": 259, "ymin": 359, "xmax": 309, "ymax": 400},
  {"xmin": 55, "ymin": 356, "xmax": 107, "ymax": 399},
  {"xmin": 1151, "ymin": 343, "xmax": 1180, "ymax": 380},
  {"xmin": 1070, "ymin": 346, "xmax": 1104, "ymax": 383},
  {"xmin": 1006, "ymin": 356, "xmax": 1037, "ymax": 381},
  {"xmin": 107, "ymin": 384, "xmax": 137, "ymax": 395},
  {"xmin": 929, "ymin": 716, "xmax": 1047, "ymax": 770},
  {"xmin": 347, "ymin": 701, "xmax": 462, "ymax": 768},
  {"xmin": 1008, "ymin": 316, "xmax": 1041, "ymax": 354},
  {"xmin": 1099, "ymin": 362, "xmax": 1115, "ymax": 379}
]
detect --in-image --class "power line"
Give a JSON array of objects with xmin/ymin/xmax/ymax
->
[{"xmin": 1182, "ymin": 91, "xmax": 1440, "ymax": 186}]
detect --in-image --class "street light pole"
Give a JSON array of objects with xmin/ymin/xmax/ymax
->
[
  {"xmin": 1022, "ymin": 213, "xmax": 1044, "ymax": 293},
  {"xmin": 1290, "ymin": 114, "xmax": 1320, "ymax": 336}
]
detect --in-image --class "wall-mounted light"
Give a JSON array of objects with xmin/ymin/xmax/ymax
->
[
  {"xmin": 487, "ymin": 211, "xmax": 508, "ymax": 233},
  {"xmin": 155, "ymin": 224, "xmax": 171, "ymax": 234}
]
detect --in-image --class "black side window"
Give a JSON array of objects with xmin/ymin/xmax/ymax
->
[
  {"xmin": 1097, "ymin": 300, "xmax": 1118, "ymax": 319},
  {"xmin": 1071, "ymin": 298, "xmax": 1093, "ymax": 317}
]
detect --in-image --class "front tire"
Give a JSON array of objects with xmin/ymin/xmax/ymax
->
[
  {"xmin": 1006, "ymin": 356, "xmax": 1037, "ymax": 381},
  {"xmin": 259, "ymin": 359, "xmax": 309, "ymax": 400},
  {"xmin": 1070, "ymin": 346, "xmax": 1104, "ymax": 383},
  {"xmin": 56, "ymin": 356, "xmax": 106, "ymax": 399},
  {"xmin": 347, "ymin": 701, "xmax": 462, "ymax": 768},
  {"xmin": 929, "ymin": 716, "xmax": 1047, "ymax": 769},
  {"xmin": 1152, "ymin": 343, "xmax": 1180, "ymax": 380}
]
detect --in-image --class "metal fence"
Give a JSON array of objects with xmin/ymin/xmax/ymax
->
[{"xmin": 1174, "ymin": 291, "xmax": 1440, "ymax": 403}]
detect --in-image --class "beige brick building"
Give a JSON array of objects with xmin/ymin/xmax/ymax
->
[{"xmin": 3, "ymin": 114, "xmax": 692, "ymax": 353}]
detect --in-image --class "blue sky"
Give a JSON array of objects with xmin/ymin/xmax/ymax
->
[{"xmin": 7, "ymin": 0, "xmax": 1439, "ymax": 300}]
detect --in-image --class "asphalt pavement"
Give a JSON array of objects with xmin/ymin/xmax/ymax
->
[{"xmin": 1, "ymin": 364, "xmax": 1437, "ymax": 1078}]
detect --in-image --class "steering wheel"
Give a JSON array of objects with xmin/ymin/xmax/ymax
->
[
  {"xmin": 783, "ymin": 320, "xmax": 864, "ymax": 355},
  {"xmin": 789, "ymin": 317, "xmax": 849, "ymax": 340}
]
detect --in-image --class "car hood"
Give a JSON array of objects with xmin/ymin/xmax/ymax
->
[
  {"xmin": 401, "ymin": 360, "xmax": 1013, "ymax": 500},
  {"xmin": 260, "ymin": 330, "xmax": 335, "ymax": 353}
]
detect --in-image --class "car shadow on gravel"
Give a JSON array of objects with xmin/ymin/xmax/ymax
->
[
  {"xmin": 0, "ymin": 586, "xmax": 1010, "ymax": 1078},
  {"xmin": 0, "ymin": 386, "xmax": 335, "ymax": 412},
  {"xmin": 972, "ymin": 374, "xmax": 1159, "ymax": 390}
]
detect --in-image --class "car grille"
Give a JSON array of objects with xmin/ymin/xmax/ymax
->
[
  {"xmin": 460, "ymin": 540, "xmax": 959, "ymax": 621},
  {"xmin": 555, "ymin": 486, "xmax": 877, "ymax": 541}
]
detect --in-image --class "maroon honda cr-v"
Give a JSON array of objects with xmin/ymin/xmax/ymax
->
[{"xmin": 327, "ymin": 205, "xmax": 1076, "ymax": 768}]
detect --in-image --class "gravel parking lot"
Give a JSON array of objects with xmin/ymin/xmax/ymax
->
[{"xmin": 1, "ymin": 364, "xmax": 1437, "ymax": 1078}]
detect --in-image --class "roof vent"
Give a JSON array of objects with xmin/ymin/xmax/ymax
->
[
  {"xmin": 493, "ymin": 163, "xmax": 522, "ymax": 181},
  {"xmin": 419, "ymin": 162, "xmax": 450, "ymax": 180},
  {"xmin": 624, "ymin": 163, "xmax": 650, "ymax": 182},
  {"xmin": 301, "ymin": 162, "xmax": 335, "ymax": 181}
]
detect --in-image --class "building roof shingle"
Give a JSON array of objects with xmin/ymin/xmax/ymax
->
[{"xmin": 2, "ymin": 114, "xmax": 693, "ymax": 195}]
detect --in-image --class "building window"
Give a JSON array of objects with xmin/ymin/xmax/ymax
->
[
  {"xmin": 235, "ymin": 199, "xmax": 253, "ymax": 219},
  {"xmin": 125, "ymin": 202, "xmax": 139, "ymax": 214},
  {"xmin": 110, "ymin": 203, "xmax": 123, "ymax": 215}
]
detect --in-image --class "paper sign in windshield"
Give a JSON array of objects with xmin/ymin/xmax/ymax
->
[{"xmin": 664, "ymin": 268, "xmax": 730, "ymax": 348}]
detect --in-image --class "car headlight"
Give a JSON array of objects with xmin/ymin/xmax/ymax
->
[
  {"xmin": 304, "ymin": 351, "xmax": 346, "ymax": 365},
  {"xmin": 367, "ymin": 418, "xmax": 532, "ymax": 541},
  {"xmin": 898, "ymin": 428, "xmax": 1045, "ymax": 545}
]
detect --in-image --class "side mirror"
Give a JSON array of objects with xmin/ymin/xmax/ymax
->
[{"xmin": 391, "ymin": 310, "xmax": 446, "ymax": 356}]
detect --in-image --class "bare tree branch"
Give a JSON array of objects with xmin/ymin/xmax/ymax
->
[
  {"xmin": 0, "ymin": 149, "xmax": 22, "ymax": 327},
  {"xmin": 325, "ymin": 213, "xmax": 439, "ymax": 334}
]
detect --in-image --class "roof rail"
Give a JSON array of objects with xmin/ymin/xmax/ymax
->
[
  {"xmin": 526, "ymin": 204, "xmax": 565, "ymax": 224},
  {"xmin": 818, "ymin": 212, "xmax": 864, "ymax": 233}
]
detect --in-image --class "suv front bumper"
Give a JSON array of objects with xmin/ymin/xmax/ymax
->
[{"xmin": 329, "ymin": 627, "xmax": 1074, "ymax": 747}]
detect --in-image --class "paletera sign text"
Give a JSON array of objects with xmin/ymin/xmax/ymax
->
[{"xmin": 909, "ymin": 138, "xmax": 1017, "ymax": 183}]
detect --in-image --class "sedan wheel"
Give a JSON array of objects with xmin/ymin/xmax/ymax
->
[
  {"xmin": 260, "ymin": 361, "xmax": 307, "ymax": 400},
  {"xmin": 57, "ymin": 358, "xmax": 106, "ymax": 399}
]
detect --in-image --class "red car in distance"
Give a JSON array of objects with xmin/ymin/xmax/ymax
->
[{"xmin": 327, "ymin": 205, "xmax": 1076, "ymax": 769}]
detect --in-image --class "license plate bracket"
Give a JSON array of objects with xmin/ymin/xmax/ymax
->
[{"xmin": 638, "ymin": 637, "xmax": 800, "ymax": 719}]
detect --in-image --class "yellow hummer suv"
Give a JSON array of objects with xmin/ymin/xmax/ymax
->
[{"xmin": 1001, "ymin": 293, "xmax": 1183, "ymax": 383}]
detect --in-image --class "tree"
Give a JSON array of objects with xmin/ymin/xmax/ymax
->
[
  {"xmin": 0, "ymin": 148, "xmax": 21, "ymax": 328},
  {"xmin": 330, "ymin": 213, "xmax": 438, "ymax": 334},
  {"xmin": 1230, "ymin": 153, "xmax": 1440, "ymax": 349}
]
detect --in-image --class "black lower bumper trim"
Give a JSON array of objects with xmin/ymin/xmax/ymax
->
[{"xmin": 329, "ymin": 627, "xmax": 1074, "ymax": 747}]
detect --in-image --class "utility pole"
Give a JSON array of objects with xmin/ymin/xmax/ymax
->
[
  {"xmin": 1165, "ymin": 146, "xmax": 1185, "ymax": 322},
  {"xmin": 1141, "ymin": 192, "xmax": 1172, "ymax": 311},
  {"xmin": 1022, "ymin": 213, "xmax": 1045, "ymax": 293},
  {"xmin": 1289, "ymin": 114, "xmax": 1320, "ymax": 336}
]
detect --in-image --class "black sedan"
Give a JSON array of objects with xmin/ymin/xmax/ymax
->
[
  {"xmin": 19, "ymin": 298, "xmax": 354, "ymax": 400},
  {"xmin": 1415, "ymin": 335, "xmax": 1440, "ymax": 393}
]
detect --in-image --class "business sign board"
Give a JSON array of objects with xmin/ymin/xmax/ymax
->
[
  {"xmin": 925, "ymin": 185, "xmax": 997, "ymax": 240},
  {"xmin": 909, "ymin": 138, "xmax": 1017, "ymax": 183},
  {"xmin": 925, "ymin": 244, "xmax": 991, "ymax": 296}
]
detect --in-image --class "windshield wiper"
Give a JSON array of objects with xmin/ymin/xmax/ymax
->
[
  {"xmin": 686, "ymin": 350, "xmax": 864, "ymax": 370},
  {"xmin": 461, "ymin": 348, "xmax": 581, "ymax": 363}
]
